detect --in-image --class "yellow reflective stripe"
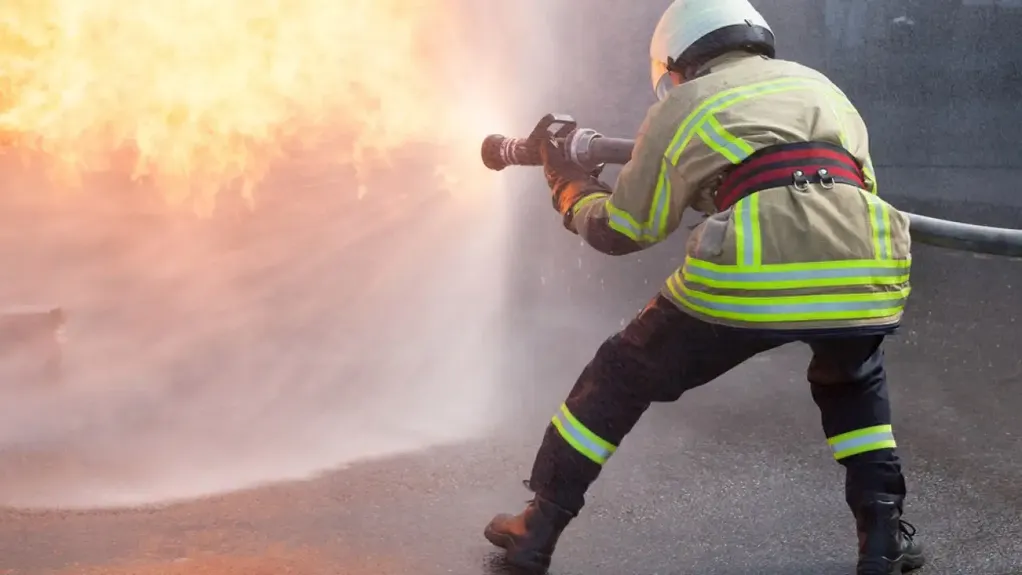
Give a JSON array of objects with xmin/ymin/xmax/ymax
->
[
  {"xmin": 866, "ymin": 197, "xmax": 883, "ymax": 258},
  {"xmin": 820, "ymin": 89, "xmax": 851, "ymax": 151},
  {"xmin": 826, "ymin": 86, "xmax": 858, "ymax": 115},
  {"xmin": 818, "ymin": 88, "xmax": 881, "ymax": 196},
  {"xmin": 686, "ymin": 258, "xmax": 911, "ymax": 273},
  {"xmin": 667, "ymin": 77, "xmax": 819, "ymax": 164},
  {"xmin": 822, "ymin": 86, "xmax": 879, "ymax": 196},
  {"xmin": 823, "ymin": 98, "xmax": 856, "ymax": 171},
  {"xmin": 732, "ymin": 195, "xmax": 762, "ymax": 267},
  {"xmin": 652, "ymin": 157, "xmax": 673, "ymax": 239},
  {"xmin": 604, "ymin": 157, "xmax": 673, "ymax": 243},
  {"xmin": 571, "ymin": 192, "xmax": 609, "ymax": 215},
  {"xmin": 827, "ymin": 424, "xmax": 896, "ymax": 460},
  {"xmin": 681, "ymin": 258, "xmax": 910, "ymax": 290},
  {"xmin": 675, "ymin": 279, "xmax": 909, "ymax": 306},
  {"xmin": 666, "ymin": 274, "xmax": 909, "ymax": 322},
  {"xmin": 863, "ymin": 157, "xmax": 878, "ymax": 195},
  {"xmin": 881, "ymin": 200, "xmax": 893, "ymax": 258},
  {"xmin": 862, "ymin": 192, "xmax": 894, "ymax": 260},
  {"xmin": 604, "ymin": 200, "xmax": 644, "ymax": 241},
  {"xmin": 824, "ymin": 84, "xmax": 853, "ymax": 107},
  {"xmin": 662, "ymin": 77, "xmax": 873, "ymax": 202},
  {"xmin": 697, "ymin": 114, "xmax": 755, "ymax": 164},
  {"xmin": 550, "ymin": 403, "xmax": 617, "ymax": 465}
]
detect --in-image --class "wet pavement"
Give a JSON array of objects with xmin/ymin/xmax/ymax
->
[{"xmin": 1, "ymin": 199, "xmax": 1020, "ymax": 575}]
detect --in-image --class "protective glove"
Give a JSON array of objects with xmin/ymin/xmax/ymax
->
[{"xmin": 539, "ymin": 138, "xmax": 610, "ymax": 225}]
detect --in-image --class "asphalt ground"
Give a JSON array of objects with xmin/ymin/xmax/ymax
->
[{"xmin": 0, "ymin": 197, "xmax": 1019, "ymax": 575}]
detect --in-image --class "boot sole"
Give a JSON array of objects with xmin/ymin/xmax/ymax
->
[
  {"xmin": 483, "ymin": 525, "xmax": 552, "ymax": 573},
  {"xmin": 901, "ymin": 549, "xmax": 925, "ymax": 572},
  {"xmin": 858, "ymin": 552, "xmax": 926, "ymax": 574}
]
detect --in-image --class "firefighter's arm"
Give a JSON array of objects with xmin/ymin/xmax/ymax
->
[
  {"xmin": 827, "ymin": 83, "xmax": 879, "ymax": 194},
  {"xmin": 841, "ymin": 111, "xmax": 878, "ymax": 195},
  {"xmin": 557, "ymin": 102, "xmax": 690, "ymax": 256}
]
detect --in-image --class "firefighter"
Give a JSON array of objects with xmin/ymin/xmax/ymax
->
[{"xmin": 483, "ymin": 1, "xmax": 925, "ymax": 574}]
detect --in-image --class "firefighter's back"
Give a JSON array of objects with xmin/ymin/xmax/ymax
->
[{"xmin": 658, "ymin": 53, "xmax": 912, "ymax": 333}]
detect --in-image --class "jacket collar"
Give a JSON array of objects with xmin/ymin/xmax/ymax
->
[{"xmin": 693, "ymin": 51, "xmax": 767, "ymax": 79}]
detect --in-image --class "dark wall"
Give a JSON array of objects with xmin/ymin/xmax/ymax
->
[
  {"xmin": 544, "ymin": 0, "xmax": 1022, "ymax": 194},
  {"xmin": 504, "ymin": 1, "xmax": 1022, "ymax": 397},
  {"xmin": 812, "ymin": 1, "xmax": 1022, "ymax": 169},
  {"xmin": 797, "ymin": 0, "xmax": 1022, "ymax": 206}
]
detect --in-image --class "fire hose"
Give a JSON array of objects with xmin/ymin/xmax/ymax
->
[{"xmin": 481, "ymin": 114, "xmax": 1022, "ymax": 258}]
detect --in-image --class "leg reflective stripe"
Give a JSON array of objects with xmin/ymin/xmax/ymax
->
[
  {"xmin": 666, "ymin": 274, "xmax": 909, "ymax": 322},
  {"xmin": 732, "ymin": 194, "xmax": 762, "ymax": 267},
  {"xmin": 828, "ymin": 425, "xmax": 897, "ymax": 460},
  {"xmin": 862, "ymin": 192, "xmax": 894, "ymax": 260},
  {"xmin": 682, "ymin": 258, "xmax": 910, "ymax": 290},
  {"xmin": 550, "ymin": 404, "xmax": 617, "ymax": 465}
]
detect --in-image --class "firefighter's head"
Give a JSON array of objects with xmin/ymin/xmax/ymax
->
[{"xmin": 650, "ymin": 0, "xmax": 776, "ymax": 101}]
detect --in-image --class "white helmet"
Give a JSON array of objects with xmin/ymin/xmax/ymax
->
[{"xmin": 650, "ymin": 0, "xmax": 775, "ymax": 101}]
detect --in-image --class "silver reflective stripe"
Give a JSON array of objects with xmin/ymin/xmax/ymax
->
[
  {"xmin": 828, "ymin": 425, "xmax": 896, "ymax": 460},
  {"xmin": 697, "ymin": 123, "xmax": 752, "ymax": 164},
  {"xmin": 864, "ymin": 193, "xmax": 891, "ymax": 258},
  {"xmin": 668, "ymin": 78, "xmax": 813, "ymax": 162},
  {"xmin": 649, "ymin": 158, "xmax": 672, "ymax": 240},
  {"xmin": 608, "ymin": 213, "xmax": 643, "ymax": 238},
  {"xmin": 680, "ymin": 291, "xmax": 906, "ymax": 315},
  {"xmin": 685, "ymin": 263, "xmax": 908, "ymax": 283},
  {"xmin": 606, "ymin": 158, "xmax": 672, "ymax": 243},
  {"xmin": 552, "ymin": 410, "xmax": 614, "ymax": 464},
  {"xmin": 738, "ymin": 198, "xmax": 756, "ymax": 266}
]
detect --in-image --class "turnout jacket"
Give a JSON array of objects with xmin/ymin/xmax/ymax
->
[{"xmin": 567, "ymin": 52, "xmax": 911, "ymax": 331}]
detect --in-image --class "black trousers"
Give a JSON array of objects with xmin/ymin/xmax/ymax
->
[{"xmin": 530, "ymin": 295, "xmax": 906, "ymax": 514}]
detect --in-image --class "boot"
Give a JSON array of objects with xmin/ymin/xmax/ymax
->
[
  {"xmin": 854, "ymin": 493, "xmax": 925, "ymax": 574},
  {"xmin": 484, "ymin": 495, "xmax": 576, "ymax": 573}
]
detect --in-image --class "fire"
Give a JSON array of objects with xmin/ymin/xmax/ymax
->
[{"xmin": 0, "ymin": 0, "xmax": 503, "ymax": 212}]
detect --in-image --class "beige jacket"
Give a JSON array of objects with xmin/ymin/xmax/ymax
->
[{"xmin": 569, "ymin": 52, "xmax": 911, "ymax": 331}]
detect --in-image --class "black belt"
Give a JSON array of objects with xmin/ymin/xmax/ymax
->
[{"xmin": 714, "ymin": 141, "xmax": 867, "ymax": 212}]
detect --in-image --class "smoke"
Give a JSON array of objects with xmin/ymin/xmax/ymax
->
[{"xmin": 0, "ymin": 1, "xmax": 564, "ymax": 509}]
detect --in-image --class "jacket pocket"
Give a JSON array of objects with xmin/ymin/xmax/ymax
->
[{"xmin": 687, "ymin": 209, "xmax": 732, "ymax": 260}]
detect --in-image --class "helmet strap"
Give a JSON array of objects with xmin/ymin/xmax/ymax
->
[{"xmin": 668, "ymin": 24, "xmax": 776, "ymax": 81}]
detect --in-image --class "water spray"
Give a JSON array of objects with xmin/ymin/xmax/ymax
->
[{"xmin": 482, "ymin": 115, "xmax": 1022, "ymax": 258}]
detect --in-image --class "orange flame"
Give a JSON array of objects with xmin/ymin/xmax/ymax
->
[{"xmin": 0, "ymin": 0, "xmax": 504, "ymax": 212}]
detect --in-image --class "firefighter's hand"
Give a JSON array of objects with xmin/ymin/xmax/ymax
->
[
  {"xmin": 540, "ymin": 138, "xmax": 606, "ymax": 218},
  {"xmin": 539, "ymin": 138, "xmax": 602, "ymax": 190}
]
